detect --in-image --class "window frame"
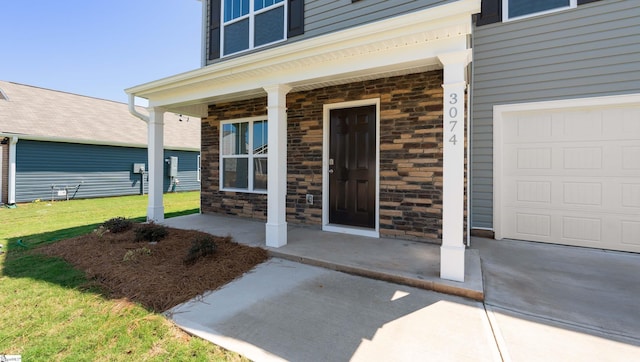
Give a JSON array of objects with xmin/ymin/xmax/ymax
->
[
  {"xmin": 502, "ymin": 0, "xmax": 576, "ymax": 22},
  {"xmin": 219, "ymin": 116, "xmax": 268, "ymax": 194},
  {"xmin": 220, "ymin": 0, "xmax": 287, "ymax": 57}
]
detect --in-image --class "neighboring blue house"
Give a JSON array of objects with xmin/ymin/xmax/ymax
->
[
  {"xmin": 125, "ymin": 0, "xmax": 639, "ymax": 283},
  {"xmin": 0, "ymin": 81, "xmax": 201, "ymax": 204}
]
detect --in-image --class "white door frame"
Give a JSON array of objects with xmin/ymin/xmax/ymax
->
[{"xmin": 322, "ymin": 99, "xmax": 380, "ymax": 238}]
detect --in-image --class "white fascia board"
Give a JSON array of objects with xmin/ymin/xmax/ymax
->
[{"xmin": 127, "ymin": 0, "xmax": 480, "ymax": 106}]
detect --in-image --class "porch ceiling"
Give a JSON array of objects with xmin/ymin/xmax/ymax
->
[{"xmin": 126, "ymin": 0, "xmax": 480, "ymax": 117}]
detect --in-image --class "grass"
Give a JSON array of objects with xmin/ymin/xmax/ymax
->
[{"xmin": 0, "ymin": 192, "xmax": 246, "ymax": 361}]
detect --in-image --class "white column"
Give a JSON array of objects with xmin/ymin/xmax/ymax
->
[
  {"xmin": 147, "ymin": 108, "xmax": 165, "ymax": 222},
  {"xmin": 438, "ymin": 50, "xmax": 471, "ymax": 282},
  {"xmin": 264, "ymin": 84, "xmax": 292, "ymax": 247},
  {"xmin": 8, "ymin": 136, "xmax": 18, "ymax": 204}
]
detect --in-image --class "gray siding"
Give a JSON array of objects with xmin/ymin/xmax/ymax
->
[
  {"xmin": 206, "ymin": 0, "xmax": 453, "ymax": 65},
  {"xmin": 15, "ymin": 140, "xmax": 200, "ymax": 202},
  {"xmin": 304, "ymin": 0, "xmax": 452, "ymax": 38},
  {"xmin": 471, "ymin": 0, "xmax": 640, "ymax": 229}
]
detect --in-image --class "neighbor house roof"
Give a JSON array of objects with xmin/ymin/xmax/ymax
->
[{"xmin": 0, "ymin": 81, "xmax": 200, "ymax": 151}]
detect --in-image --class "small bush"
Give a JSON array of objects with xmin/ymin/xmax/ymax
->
[
  {"xmin": 183, "ymin": 236, "xmax": 217, "ymax": 266},
  {"xmin": 102, "ymin": 217, "xmax": 134, "ymax": 233},
  {"xmin": 93, "ymin": 225, "xmax": 109, "ymax": 238},
  {"xmin": 123, "ymin": 247, "xmax": 152, "ymax": 262},
  {"xmin": 134, "ymin": 223, "xmax": 168, "ymax": 243}
]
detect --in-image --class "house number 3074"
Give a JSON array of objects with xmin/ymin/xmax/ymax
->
[{"xmin": 448, "ymin": 93, "xmax": 460, "ymax": 145}]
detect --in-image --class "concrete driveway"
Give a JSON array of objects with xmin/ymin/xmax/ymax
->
[
  {"xmin": 163, "ymin": 215, "xmax": 640, "ymax": 361},
  {"xmin": 474, "ymin": 238, "xmax": 640, "ymax": 361}
]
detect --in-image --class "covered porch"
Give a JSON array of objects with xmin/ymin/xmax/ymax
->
[
  {"xmin": 125, "ymin": 0, "xmax": 481, "ymax": 282},
  {"xmin": 161, "ymin": 213, "xmax": 483, "ymax": 300}
]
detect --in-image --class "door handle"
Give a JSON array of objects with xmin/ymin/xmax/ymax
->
[{"xmin": 328, "ymin": 169, "xmax": 334, "ymax": 174}]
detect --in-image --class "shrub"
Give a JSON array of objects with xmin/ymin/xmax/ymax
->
[
  {"xmin": 183, "ymin": 236, "xmax": 217, "ymax": 266},
  {"xmin": 93, "ymin": 225, "xmax": 109, "ymax": 238},
  {"xmin": 122, "ymin": 247, "xmax": 152, "ymax": 262},
  {"xmin": 102, "ymin": 217, "xmax": 134, "ymax": 233},
  {"xmin": 134, "ymin": 223, "xmax": 168, "ymax": 243}
]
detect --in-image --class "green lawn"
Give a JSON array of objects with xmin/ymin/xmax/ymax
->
[{"xmin": 0, "ymin": 192, "xmax": 246, "ymax": 361}]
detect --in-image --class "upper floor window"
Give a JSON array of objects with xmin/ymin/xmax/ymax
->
[
  {"xmin": 220, "ymin": 117, "xmax": 268, "ymax": 192},
  {"xmin": 209, "ymin": 0, "xmax": 304, "ymax": 60},
  {"xmin": 504, "ymin": 0, "xmax": 576, "ymax": 21},
  {"xmin": 222, "ymin": 0, "xmax": 285, "ymax": 56}
]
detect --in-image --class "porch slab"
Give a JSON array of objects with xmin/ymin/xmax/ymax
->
[{"xmin": 161, "ymin": 213, "xmax": 483, "ymax": 301}]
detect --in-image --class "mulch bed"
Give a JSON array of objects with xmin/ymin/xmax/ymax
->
[{"xmin": 37, "ymin": 225, "xmax": 269, "ymax": 312}]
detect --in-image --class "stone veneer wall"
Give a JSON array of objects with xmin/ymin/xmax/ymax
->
[
  {"xmin": 201, "ymin": 70, "xmax": 452, "ymax": 242},
  {"xmin": 201, "ymin": 98, "xmax": 269, "ymax": 220}
]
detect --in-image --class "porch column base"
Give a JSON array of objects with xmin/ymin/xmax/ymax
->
[
  {"xmin": 147, "ymin": 206, "xmax": 165, "ymax": 223},
  {"xmin": 265, "ymin": 222, "xmax": 287, "ymax": 248},
  {"xmin": 440, "ymin": 244, "xmax": 465, "ymax": 282}
]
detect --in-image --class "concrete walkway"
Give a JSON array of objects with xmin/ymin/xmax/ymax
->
[{"xmin": 162, "ymin": 214, "xmax": 640, "ymax": 361}]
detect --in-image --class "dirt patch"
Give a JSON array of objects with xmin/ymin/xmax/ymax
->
[{"xmin": 37, "ymin": 226, "xmax": 269, "ymax": 312}]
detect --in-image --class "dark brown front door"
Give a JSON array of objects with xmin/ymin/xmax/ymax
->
[{"xmin": 329, "ymin": 105, "xmax": 376, "ymax": 228}]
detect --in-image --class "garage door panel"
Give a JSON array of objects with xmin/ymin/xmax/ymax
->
[
  {"xmin": 505, "ymin": 207, "xmax": 640, "ymax": 249},
  {"xmin": 563, "ymin": 147, "xmax": 602, "ymax": 169},
  {"xmin": 562, "ymin": 182, "xmax": 602, "ymax": 206},
  {"xmin": 515, "ymin": 212, "xmax": 551, "ymax": 237},
  {"xmin": 622, "ymin": 146, "xmax": 640, "ymax": 169},
  {"xmin": 498, "ymin": 102, "xmax": 640, "ymax": 253},
  {"xmin": 621, "ymin": 221, "xmax": 640, "ymax": 246},
  {"xmin": 562, "ymin": 216, "xmax": 602, "ymax": 242},
  {"xmin": 621, "ymin": 183, "xmax": 640, "ymax": 208},
  {"xmin": 563, "ymin": 111, "xmax": 602, "ymax": 138},
  {"xmin": 516, "ymin": 181, "xmax": 551, "ymax": 203}
]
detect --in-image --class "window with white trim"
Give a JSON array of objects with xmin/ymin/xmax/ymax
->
[
  {"xmin": 503, "ymin": 0, "xmax": 576, "ymax": 21},
  {"xmin": 222, "ymin": 0, "xmax": 285, "ymax": 56},
  {"xmin": 220, "ymin": 117, "xmax": 268, "ymax": 192}
]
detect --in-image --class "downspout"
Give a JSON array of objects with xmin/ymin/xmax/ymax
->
[
  {"xmin": 200, "ymin": 0, "xmax": 208, "ymax": 67},
  {"xmin": 128, "ymin": 94, "xmax": 150, "ymax": 196},
  {"xmin": 8, "ymin": 136, "xmax": 18, "ymax": 205},
  {"xmin": 128, "ymin": 94, "xmax": 149, "ymax": 123}
]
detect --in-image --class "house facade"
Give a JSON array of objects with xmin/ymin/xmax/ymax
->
[
  {"xmin": 126, "ymin": 0, "xmax": 639, "ymax": 282},
  {"xmin": 0, "ymin": 81, "xmax": 201, "ymax": 204},
  {"xmin": 472, "ymin": 0, "xmax": 640, "ymax": 253}
]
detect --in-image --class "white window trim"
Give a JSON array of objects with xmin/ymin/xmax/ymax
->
[
  {"xmin": 322, "ymin": 99, "xmax": 380, "ymax": 238},
  {"xmin": 219, "ymin": 116, "xmax": 268, "ymax": 194},
  {"xmin": 502, "ymin": 0, "xmax": 576, "ymax": 22},
  {"xmin": 220, "ymin": 0, "xmax": 287, "ymax": 58}
]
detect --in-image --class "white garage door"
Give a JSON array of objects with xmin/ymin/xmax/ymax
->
[{"xmin": 495, "ymin": 99, "xmax": 640, "ymax": 253}]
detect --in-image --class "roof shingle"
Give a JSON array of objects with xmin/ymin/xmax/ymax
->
[{"xmin": 0, "ymin": 81, "xmax": 200, "ymax": 150}]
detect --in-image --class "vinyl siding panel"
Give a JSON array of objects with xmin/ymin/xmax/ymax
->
[
  {"xmin": 471, "ymin": 0, "xmax": 640, "ymax": 229},
  {"xmin": 304, "ymin": 0, "xmax": 452, "ymax": 37},
  {"xmin": 14, "ymin": 140, "xmax": 200, "ymax": 202}
]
